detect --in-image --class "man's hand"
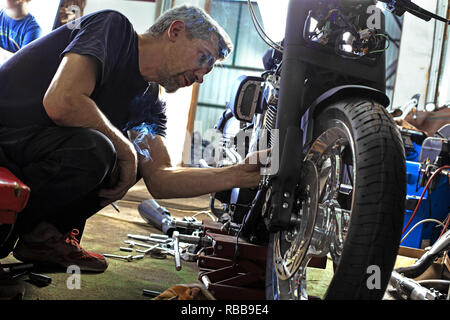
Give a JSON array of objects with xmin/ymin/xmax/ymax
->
[
  {"xmin": 98, "ymin": 138, "xmax": 138, "ymax": 206},
  {"xmin": 232, "ymin": 149, "xmax": 271, "ymax": 188}
]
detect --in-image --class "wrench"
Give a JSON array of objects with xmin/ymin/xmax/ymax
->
[
  {"xmin": 135, "ymin": 243, "xmax": 162, "ymax": 254},
  {"xmin": 124, "ymin": 240, "xmax": 170, "ymax": 248},
  {"xmin": 173, "ymin": 231, "xmax": 182, "ymax": 271},
  {"xmin": 127, "ymin": 234, "xmax": 172, "ymax": 244},
  {"xmin": 103, "ymin": 254, "xmax": 133, "ymax": 262}
]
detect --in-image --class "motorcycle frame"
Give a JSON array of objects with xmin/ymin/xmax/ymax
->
[{"xmin": 268, "ymin": 0, "xmax": 390, "ymax": 230}]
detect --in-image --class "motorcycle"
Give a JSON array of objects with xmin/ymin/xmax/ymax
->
[{"xmin": 202, "ymin": 0, "xmax": 450, "ymax": 300}]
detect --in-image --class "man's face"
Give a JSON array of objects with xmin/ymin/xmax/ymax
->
[{"xmin": 158, "ymin": 35, "xmax": 218, "ymax": 93}]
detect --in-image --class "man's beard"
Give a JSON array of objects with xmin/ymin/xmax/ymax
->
[{"xmin": 159, "ymin": 73, "xmax": 181, "ymax": 93}]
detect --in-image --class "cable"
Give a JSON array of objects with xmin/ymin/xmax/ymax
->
[
  {"xmin": 438, "ymin": 214, "xmax": 450, "ymax": 239},
  {"xmin": 246, "ymin": 0, "xmax": 284, "ymax": 53},
  {"xmin": 400, "ymin": 218, "xmax": 445, "ymax": 243},
  {"xmin": 369, "ymin": 33, "xmax": 390, "ymax": 54},
  {"xmin": 402, "ymin": 165, "xmax": 450, "ymax": 235},
  {"xmin": 192, "ymin": 210, "xmax": 218, "ymax": 222}
]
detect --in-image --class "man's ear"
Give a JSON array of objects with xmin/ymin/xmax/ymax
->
[{"xmin": 167, "ymin": 20, "xmax": 186, "ymax": 42}]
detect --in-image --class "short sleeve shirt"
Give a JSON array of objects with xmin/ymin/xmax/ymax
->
[
  {"xmin": 0, "ymin": 9, "xmax": 42, "ymax": 53},
  {"xmin": 0, "ymin": 10, "xmax": 167, "ymax": 137}
]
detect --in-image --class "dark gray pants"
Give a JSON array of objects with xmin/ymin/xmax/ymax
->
[{"xmin": 0, "ymin": 126, "xmax": 118, "ymax": 257}]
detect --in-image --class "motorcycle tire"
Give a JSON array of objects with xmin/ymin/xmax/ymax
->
[{"xmin": 266, "ymin": 97, "xmax": 406, "ymax": 300}]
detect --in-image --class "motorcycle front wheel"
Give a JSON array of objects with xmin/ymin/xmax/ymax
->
[{"xmin": 266, "ymin": 97, "xmax": 406, "ymax": 300}]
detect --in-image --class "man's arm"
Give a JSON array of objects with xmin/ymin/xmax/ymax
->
[
  {"xmin": 0, "ymin": 47, "xmax": 14, "ymax": 64},
  {"xmin": 129, "ymin": 132, "xmax": 262, "ymax": 199},
  {"xmin": 43, "ymin": 53, "xmax": 138, "ymax": 205}
]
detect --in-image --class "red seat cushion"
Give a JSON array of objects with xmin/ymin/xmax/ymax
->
[{"xmin": 0, "ymin": 168, "xmax": 30, "ymax": 224}]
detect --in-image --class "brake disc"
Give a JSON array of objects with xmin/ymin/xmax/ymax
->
[
  {"xmin": 273, "ymin": 124, "xmax": 352, "ymax": 282},
  {"xmin": 273, "ymin": 159, "xmax": 319, "ymax": 281}
]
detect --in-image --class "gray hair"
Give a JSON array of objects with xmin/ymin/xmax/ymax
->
[{"xmin": 147, "ymin": 5, "xmax": 233, "ymax": 60}]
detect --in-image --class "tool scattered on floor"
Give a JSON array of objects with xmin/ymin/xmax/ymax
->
[
  {"xmin": 103, "ymin": 228, "xmax": 204, "ymax": 270},
  {"xmin": 103, "ymin": 254, "xmax": 133, "ymax": 262},
  {"xmin": 138, "ymin": 199, "xmax": 207, "ymax": 236},
  {"xmin": 2, "ymin": 263, "xmax": 52, "ymax": 288},
  {"xmin": 142, "ymin": 289, "xmax": 162, "ymax": 298},
  {"xmin": 110, "ymin": 202, "xmax": 120, "ymax": 213}
]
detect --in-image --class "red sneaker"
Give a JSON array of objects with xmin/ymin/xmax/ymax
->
[
  {"xmin": 0, "ymin": 262, "xmax": 25, "ymax": 300},
  {"xmin": 13, "ymin": 223, "xmax": 107, "ymax": 273}
]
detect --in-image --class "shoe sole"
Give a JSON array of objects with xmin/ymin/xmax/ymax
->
[{"xmin": 13, "ymin": 252, "xmax": 108, "ymax": 273}]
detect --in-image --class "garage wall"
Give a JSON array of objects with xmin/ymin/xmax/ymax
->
[
  {"xmin": 27, "ymin": 0, "xmax": 61, "ymax": 35},
  {"xmin": 392, "ymin": 0, "xmax": 438, "ymax": 110},
  {"xmin": 83, "ymin": 0, "xmax": 158, "ymax": 33}
]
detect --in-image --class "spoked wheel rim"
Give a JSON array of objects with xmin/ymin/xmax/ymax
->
[{"xmin": 272, "ymin": 120, "xmax": 355, "ymax": 300}]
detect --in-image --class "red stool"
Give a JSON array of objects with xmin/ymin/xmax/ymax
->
[{"xmin": 0, "ymin": 168, "xmax": 30, "ymax": 224}]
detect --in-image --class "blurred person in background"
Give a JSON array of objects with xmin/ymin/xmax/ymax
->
[
  {"xmin": 0, "ymin": 0, "xmax": 41, "ymax": 64},
  {"xmin": 53, "ymin": 0, "xmax": 87, "ymax": 29}
]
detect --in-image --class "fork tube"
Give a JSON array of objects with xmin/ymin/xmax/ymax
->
[
  {"xmin": 276, "ymin": 0, "xmax": 310, "ymax": 143},
  {"xmin": 270, "ymin": 0, "xmax": 311, "ymax": 230}
]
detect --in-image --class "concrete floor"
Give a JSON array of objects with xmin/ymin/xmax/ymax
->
[
  {"xmin": 1, "ymin": 180, "xmax": 210, "ymax": 300},
  {"xmin": 1, "ymin": 180, "xmax": 423, "ymax": 300}
]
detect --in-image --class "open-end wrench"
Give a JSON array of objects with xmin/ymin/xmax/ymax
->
[
  {"xmin": 103, "ymin": 254, "xmax": 133, "ymax": 262},
  {"xmin": 127, "ymin": 234, "xmax": 172, "ymax": 244},
  {"xmin": 135, "ymin": 243, "xmax": 162, "ymax": 254},
  {"xmin": 124, "ymin": 240, "xmax": 170, "ymax": 248}
]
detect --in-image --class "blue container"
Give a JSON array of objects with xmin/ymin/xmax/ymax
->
[{"xmin": 401, "ymin": 161, "xmax": 450, "ymax": 248}]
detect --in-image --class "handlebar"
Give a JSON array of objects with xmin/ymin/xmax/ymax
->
[{"xmin": 378, "ymin": 0, "xmax": 450, "ymax": 24}]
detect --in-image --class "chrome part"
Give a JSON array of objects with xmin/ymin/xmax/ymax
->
[
  {"xmin": 273, "ymin": 160, "xmax": 319, "ymax": 281},
  {"xmin": 271, "ymin": 120, "xmax": 356, "ymax": 299}
]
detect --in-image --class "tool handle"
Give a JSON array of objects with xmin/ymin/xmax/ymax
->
[
  {"xmin": 29, "ymin": 272, "xmax": 52, "ymax": 285},
  {"xmin": 173, "ymin": 231, "xmax": 182, "ymax": 271}
]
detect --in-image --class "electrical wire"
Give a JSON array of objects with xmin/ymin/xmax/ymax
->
[
  {"xmin": 400, "ymin": 218, "xmax": 445, "ymax": 243},
  {"xmin": 246, "ymin": 0, "xmax": 284, "ymax": 53},
  {"xmin": 438, "ymin": 214, "xmax": 450, "ymax": 239},
  {"xmin": 192, "ymin": 210, "xmax": 218, "ymax": 222},
  {"xmin": 369, "ymin": 33, "xmax": 390, "ymax": 54},
  {"xmin": 402, "ymin": 165, "xmax": 450, "ymax": 235}
]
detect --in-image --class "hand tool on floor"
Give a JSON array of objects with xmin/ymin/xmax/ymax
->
[
  {"xmin": 12, "ymin": 271, "xmax": 52, "ymax": 287},
  {"xmin": 2, "ymin": 263, "xmax": 34, "ymax": 273},
  {"xmin": 173, "ymin": 231, "xmax": 181, "ymax": 271},
  {"xmin": 103, "ymin": 254, "xmax": 133, "ymax": 262},
  {"xmin": 138, "ymin": 199, "xmax": 204, "ymax": 236},
  {"xmin": 142, "ymin": 289, "xmax": 162, "ymax": 297},
  {"xmin": 135, "ymin": 243, "xmax": 161, "ymax": 254},
  {"xmin": 127, "ymin": 234, "xmax": 173, "ymax": 243}
]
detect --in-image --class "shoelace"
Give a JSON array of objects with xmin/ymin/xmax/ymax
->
[{"xmin": 65, "ymin": 229, "xmax": 81, "ymax": 248}]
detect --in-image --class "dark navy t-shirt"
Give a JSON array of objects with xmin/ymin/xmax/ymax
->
[
  {"xmin": 0, "ymin": 9, "xmax": 42, "ymax": 53},
  {"xmin": 0, "ymin": 10, "xmax": 167, "ymax": 137}
]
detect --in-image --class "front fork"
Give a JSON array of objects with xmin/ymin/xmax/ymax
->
[{"xmin": 268, "ymin": 0, "xmax": 313, "ymax": 231}]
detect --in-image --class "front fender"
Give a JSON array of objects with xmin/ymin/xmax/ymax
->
[{"xmin": 301, "ymin": 85, "xmax": 390, "ymax": 148}]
